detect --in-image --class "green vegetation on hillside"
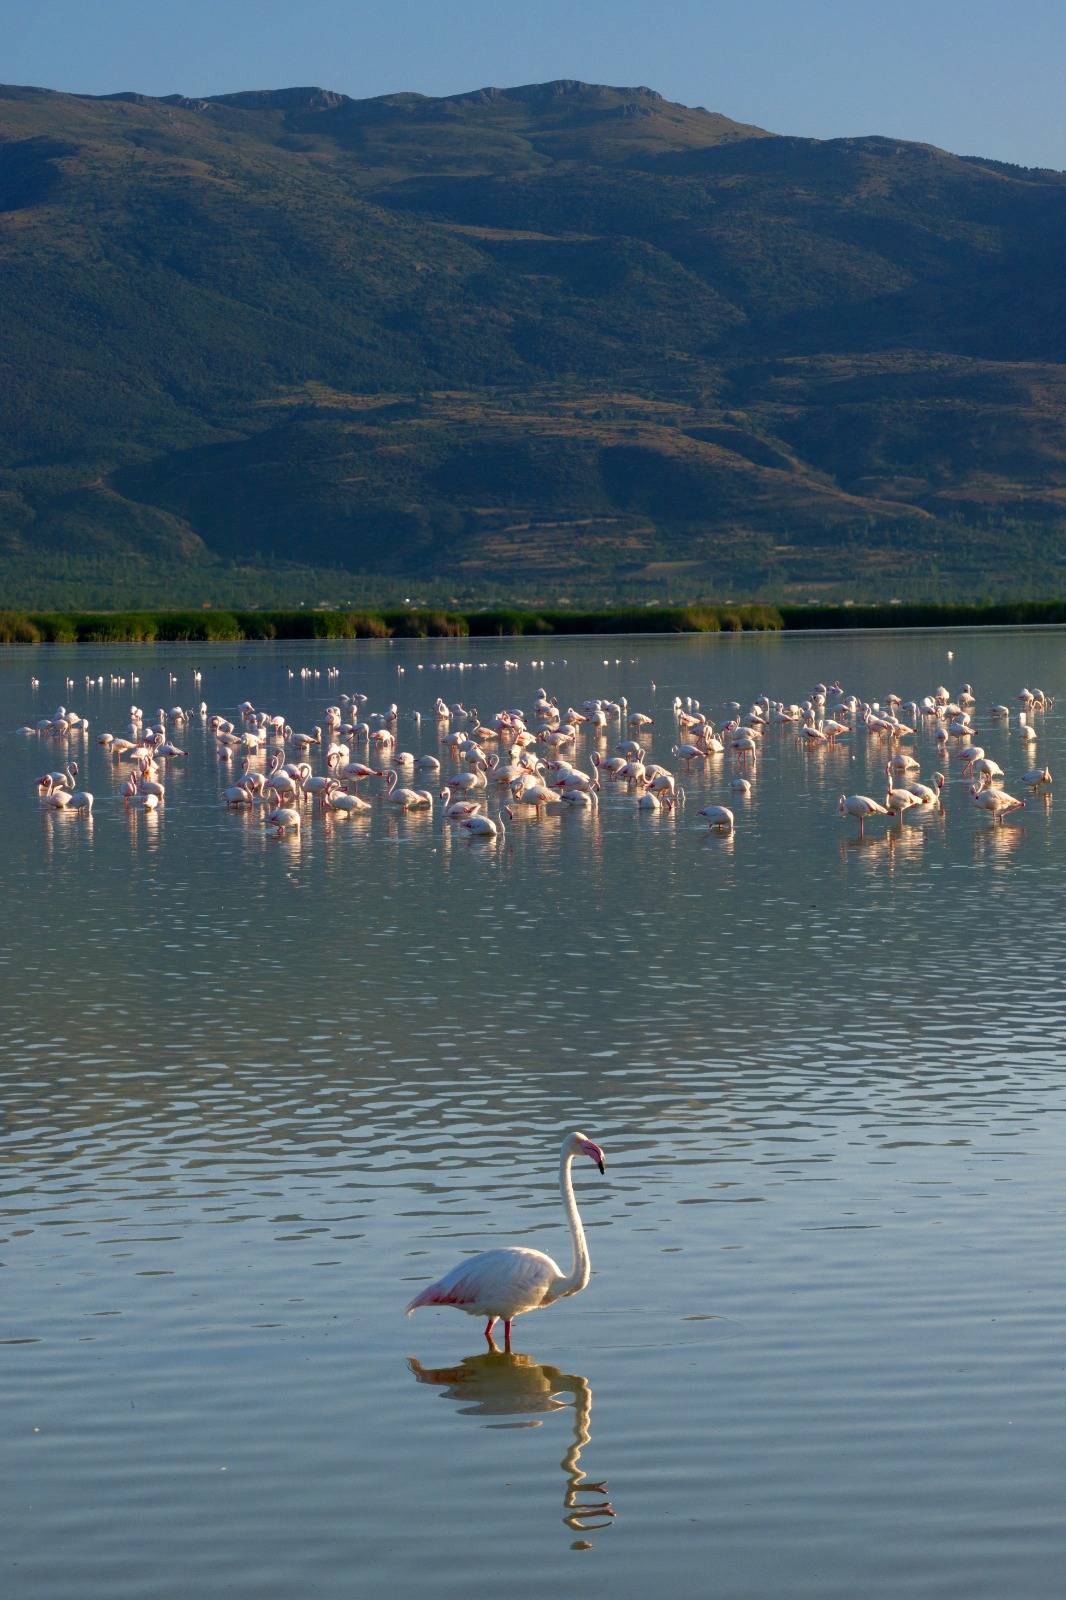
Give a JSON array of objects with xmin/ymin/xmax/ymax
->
[{"xmin": 2, "ymin": 78, "xmax": 1066, "ymax": 601}]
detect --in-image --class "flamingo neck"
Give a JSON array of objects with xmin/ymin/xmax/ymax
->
[{"xmin": 553, "ymin": 1151, "xmax": 590, "ymax": 1300}]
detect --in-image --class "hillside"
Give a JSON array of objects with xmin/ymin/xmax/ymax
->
[{"xmin": 2, "ymin": 77, "xmax": 1066, "ymax": 603}]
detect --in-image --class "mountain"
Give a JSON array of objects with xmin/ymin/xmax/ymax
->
[{"xmin": 2, "ymin": 77, "xmax": 1066, "ymax": 604}]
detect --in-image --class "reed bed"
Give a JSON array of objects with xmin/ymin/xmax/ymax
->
[{"xmin": 1, "ymin": 600, "xmax": 1064, "ymax": 644}]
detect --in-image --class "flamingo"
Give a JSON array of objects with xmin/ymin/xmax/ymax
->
[
  {"xmin": 323, "ymin": 783, "xmax": 371, "ymax": 815},
  {"xmin": 837, "ymin": 793, "xmax": 889, "ymax": 838},
  {"xmin": 459, "ymin": 808, "xmax": 509, "ymax": 839},
  {"xmin": 557, "ymin": 787, "xmax": 597, "ymax": 808},
  {"xmin": 971, "ymin": 784, "xmax": 1025, "ymax": 823},
  {"xmin": 264, "ymin": 805, "xmax": 301, "ymax": 835},
  {"xmin": 340, "ymin": 761, "xmax": 376, "ymax": 784},
  {"xmin": 697, "ymin": 804, "xmax": 734, "ymax": 832},
  {"xmin": 38, "ymin": 776, "xmax": 72, "ymax": 809},
  {"xmin": 405, "ymin": 1131, "xmax": 606, "ymax": 1352},
  {"xmin": 645, "ymin": 771, "xmax": 676, "ymax": 799},
  {"xmin": 122, "ymin": 777, "xmax": 159, "ymax": 810},
  {"xmin": 38, "ymin": 764, "xmax": 77, "ymax": 792},
  {"xmin": 444, "ymin": 766, "xmax": 488, "ymax": 795},
  {"xmin": 591, "ymin": 753, "xmax": 626, "ymax": 779},
  {"xmin": 1022, "ymin": 765, "xmax": 1052, "ymax": 789},
  {"xmin": 884, "ymin": 782, "xmax": 920, "ymax": 820},
  {"xmin": 383, "ymin": 770, "xmax": 433, "ymax": 810},
  {"xmin": 903, "ymin": 773, "xmax": 946, "ymax": 808},
  {"xmin": 440, "ymin": 788, "xmax": 482, "ymax": 821},
  {"xmin": 137, "ymin": 766, "xmax": 166, "ymax": 800}
]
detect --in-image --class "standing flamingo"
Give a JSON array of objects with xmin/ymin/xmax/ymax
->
[
  {"xmin": 970, "ymin": 784, "xmax": 1025, "ymax": 823},
  {"xmin": 405, "ymin": 1131, "xmax": 607, "ymax": 1351},
  {"xmin": 837, "ymin": 793, "xmax": 889, "ymax": 839}
]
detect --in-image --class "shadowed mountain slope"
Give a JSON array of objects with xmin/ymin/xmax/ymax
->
[{"xmin": 2, "ymin": 78, "xmax": 1066, "ymax": 600}]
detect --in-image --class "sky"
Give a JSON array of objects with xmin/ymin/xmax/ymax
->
[{"xmin": 6, "ymin": 0, "xmax": 1066, "ymax": 169}]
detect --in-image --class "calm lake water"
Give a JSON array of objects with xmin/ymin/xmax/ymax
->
[{"xmin": 2, "ymin": 628, "xmax": 1065, "ymax": 1600}]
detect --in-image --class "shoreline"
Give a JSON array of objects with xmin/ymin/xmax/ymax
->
[{"xmin": 2, "ymin": 600, "xmax": 1066, "ymax": 644}]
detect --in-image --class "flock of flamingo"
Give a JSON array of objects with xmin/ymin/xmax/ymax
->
[
  {"xmin": 14, "ymin": 659, "xmax": 1059, "ymax": 1353},
  {"xmin": 20, "ymin": 668, "xmax": 1053, "ymax": 844}
]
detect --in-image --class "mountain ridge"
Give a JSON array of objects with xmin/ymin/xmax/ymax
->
[{"xmin": 1, "ymin": 78, "xmax": 1065, "ymax": 602}]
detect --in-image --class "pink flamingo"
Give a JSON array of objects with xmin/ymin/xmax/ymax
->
[
  {"xmin": 837, "ymin": 793, "xmax": 889, "ymax": 839},
  {"xmin": 406, "ymin": 1131, "xmax": 607, "ymax": 1352}
]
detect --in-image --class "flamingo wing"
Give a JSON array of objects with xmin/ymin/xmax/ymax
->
[{"xmin": 405, "ymin": 1247, "xmax": 562, "ymax": 1318}]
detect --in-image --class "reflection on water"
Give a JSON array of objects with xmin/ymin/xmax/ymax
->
[{"xmin": 409, "ymin": 1350, "xmax": 614, "ymax": 1541}]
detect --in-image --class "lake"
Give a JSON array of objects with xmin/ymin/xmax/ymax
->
[{"xmin": 2, "ymin": 628, "xmax": 1065, "ymax": 1600}]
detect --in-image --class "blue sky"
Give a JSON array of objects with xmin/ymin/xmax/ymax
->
[{"xmin": 7, "ymin": 0, "xmax": 1066, "ymax": 167}]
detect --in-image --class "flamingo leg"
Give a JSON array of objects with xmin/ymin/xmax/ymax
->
[
  {"xmin": 503, "ymin": 1319, "xmax": 513, "ymax": 1353},
  {"xmin": 484, "ymin": 1317, "xmax": 498, "ymax": 1348}
]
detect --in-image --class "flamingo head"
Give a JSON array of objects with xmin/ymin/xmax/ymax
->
[{"xmin": 568, "ymin": 1131, "xmax": 607, "ymax": 1174}]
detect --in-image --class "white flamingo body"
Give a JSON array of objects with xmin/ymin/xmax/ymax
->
[
  {"xmin": 838, "ymin": 793, "xmax": 889, "ymax": 838},
  {"xmin": 904, "ymin": 774, "xmax": 945, "ymax": 806},
  {"xmin": 971, "ymin": 785, "xmax": 1025, "ymax": 822},
  {"xmin": 323, "ymin": 784, "xmax": 371, "ymax": 814},
  {"xmin": 39, "ymin": 778, "xmax": 72, "ymax": 809},
  {"xmin": 592, "ymin": 755, "xmax": 627, "ymax": 778},
  {"xmin": 446, "ymin": 769, "xmax": 487, "ymax": 794},
  {"xmin": 885, "ymin": 785, "xmax": 920, "ymax": 818},
  {"xmin": 265, "ymin": 805, "xmax": 301, "ymax": 833},
  {"xmin": 440, "ymin": 787, "xmax": 481, "ymax": 820},
  {"xmin": 459, "ymin": 809, "xmax": 508, "ymax": 837},
  {"xmin": 407, "ymin": 1247, "xmax": 565, "ymax": 1323},
  {"xmin": 406, "ymin": 1132, "xmax": 605, "ymax": 1350},
  {"xmin": 383, "ymin": 770, "xmax": 433, "ymax": 809}
]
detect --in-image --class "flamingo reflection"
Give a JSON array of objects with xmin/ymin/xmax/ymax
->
[{"xmin": 408, "ymin": 1350, "xmax": 615, "ymax": 1538}]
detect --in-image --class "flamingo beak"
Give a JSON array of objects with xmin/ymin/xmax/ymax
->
[{"xmin": 580, "ymin": 1139, "xmax": 606, "ymax": 1174}]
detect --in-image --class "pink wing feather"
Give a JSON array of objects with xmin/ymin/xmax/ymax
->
[{"xmin": 404, "ymin": 1271, "xmax": 481, "ymax": 1315}]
